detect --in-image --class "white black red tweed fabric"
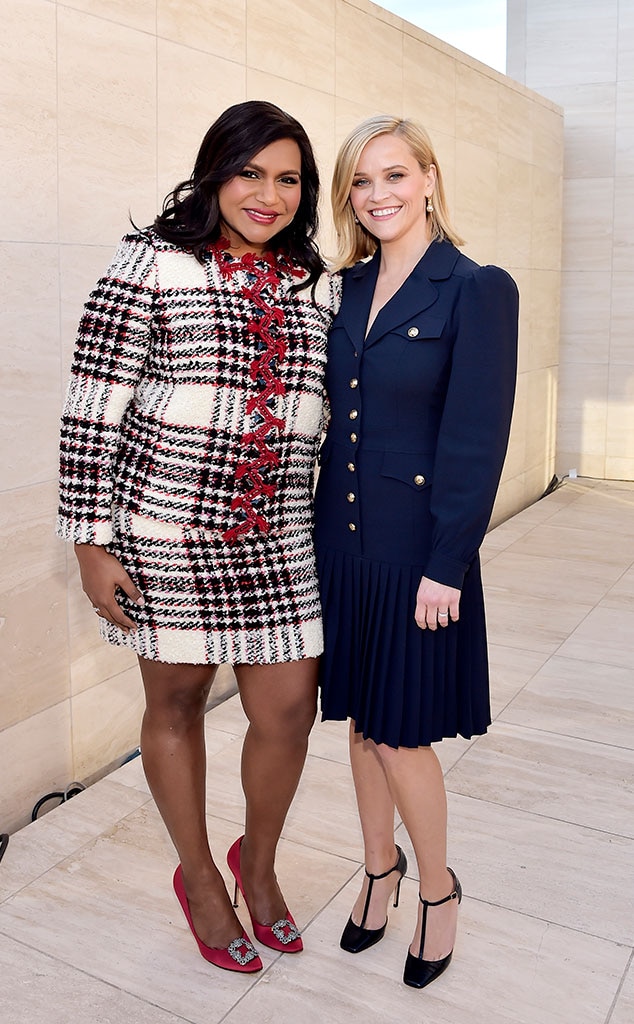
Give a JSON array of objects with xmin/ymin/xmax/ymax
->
[{"xmin": 57, "ymin": 230, "xmax": 341, "ymax": 665}]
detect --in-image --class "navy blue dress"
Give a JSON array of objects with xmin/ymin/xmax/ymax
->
[{"xmin": 314, "ymin": 240, "xmax": 519, "ymax": 748}]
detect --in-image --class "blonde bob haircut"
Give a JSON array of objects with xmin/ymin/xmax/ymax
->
[{"xmin": 330, "ymin": 115, "xmax": 464, "ymax": 271}]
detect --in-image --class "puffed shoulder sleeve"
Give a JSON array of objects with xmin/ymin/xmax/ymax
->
[
  {"xmin": 310, "ymin": 267, "xmax": 343, "ymax": 317},
  {"xmin": 56, "ymin": 231, "xmax": 157, "ymax": 545},
  {"xmin": 424, "ymin": 264, "xmax": 519, "ymax": 589}
]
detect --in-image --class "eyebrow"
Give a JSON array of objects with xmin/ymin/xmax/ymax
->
[
  {"xmin": 244, "ymin": 161, "xmax": 302, "ymax": 176},
  {"xmin": 353, "ymin": 164, "xmax": 408, "ymax": 176}
]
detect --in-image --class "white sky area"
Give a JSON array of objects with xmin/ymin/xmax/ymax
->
[{"xmin": 379, "ymin": 0, "xmax": 507, "ymax": 73}]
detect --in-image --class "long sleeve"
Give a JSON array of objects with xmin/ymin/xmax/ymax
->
[
  {"xmin": 424, "ymin": 264, "xmax": 519, "ymax": 589},
  {"xmin": 57, "ymin": 232, "xmax": 157, "ymax": 545}
]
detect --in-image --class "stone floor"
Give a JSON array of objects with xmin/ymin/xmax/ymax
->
[{"xmin": 0, "ymin": 477, "xmax": 633, "ymax": 1024}]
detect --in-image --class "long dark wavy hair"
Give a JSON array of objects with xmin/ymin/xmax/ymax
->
[{"xmin": 153, "ymin": 100, "xmax": 324, "ymax": 291}]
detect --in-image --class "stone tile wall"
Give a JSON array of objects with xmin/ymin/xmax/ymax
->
[
  {"xmin": 0, "ymin": 0, "xmax": 563, "ymax": 832},
  {"xmin": 508, "ymin": 0, "xmax": 634, "ymax": 480}
]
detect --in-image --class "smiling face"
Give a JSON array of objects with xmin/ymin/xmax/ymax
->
[
  {"xmin": 349, "ymin": 133, "xmax": 436, "ymax": 252},
  {"xmin": 217, "ymin": 138, "xmax": 302, "ymax": 256}
]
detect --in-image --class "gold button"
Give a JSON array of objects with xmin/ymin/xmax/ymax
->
[
  {"xmin": 347, "ymin": 462, "xmax": 355, "ymax": 472},
  {"xmin": 414, "ymin": 474, "xmax": 425, "ymax": 486},
  {"xmin": 347, "ymin": 492, "xmax": 356, "ymax": 503},
  {"xmin": 349, "ymin": 409, "xmax": 358, "ymax": 420},
  {"xmin": 348, "ymin": 522, "xmax": 356, "ymax": 531},
  {"xmin": 349, "ymin": 378, "xmax": 359, "ymax": 388},
  {"xmin": 350, "ymin": 432, "xmax": 358, "ymax": 443},
  {"xmin": 408, "ymin": 326, "xmax": 419, "ymax": 338}
]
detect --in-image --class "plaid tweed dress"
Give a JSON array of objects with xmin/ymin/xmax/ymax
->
[{"xmin": 57, "ymin": 230, "xmax": 341, "ymax": 665}]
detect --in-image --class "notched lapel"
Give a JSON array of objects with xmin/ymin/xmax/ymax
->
[
  {"xmin": 364, "ymin": 272, "xmax": 438, "ymax": 349},
  {"xmin": 364, "ymin": 239, "xmax": 460, "ymax": 349}
]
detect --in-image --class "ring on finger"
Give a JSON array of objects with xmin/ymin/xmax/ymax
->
[{"xmin": 438, "ymin": 610, "xmax": 449, "ymax": 619}]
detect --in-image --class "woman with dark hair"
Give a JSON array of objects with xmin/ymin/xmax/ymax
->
[
  {"xmin": 315, "ymin": 116, "xmax": 518, "ymax": 989},
  {"xmin": 57, "ymin": 101, "xmax": 340, "ymax": 974}
]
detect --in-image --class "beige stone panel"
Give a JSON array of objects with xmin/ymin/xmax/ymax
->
[
  {"xmin": 0, "ymin": 242, "xmax": 61, "ymax": 490},
  {"xmin": 246, "ymin": 0, "xmax": 335, "ymax": 94},
  {"xmin": 560, "ymin": 270, "xmax": 611, "ymax": 364},
  {"xmin": 346, "ymin": 0, "xmax": 404, "ymax": 32},
  {"xmin": 246, "ymin": 70, "xmax": 336, "ymax": 185},
  {"xmin": 525, "ymin": 366, "xmax": 557, "ymax": 471},
  {"xmin": 612, "ymin": 174, "xmax": 634, "ymax": 274},
  {"xmin": 496, "ymin": 154, "xmax": 532, "ymax": 269},
  {"xmin": 0, "ymin": 0, "xmax": 56, "ymax": 242},
  {"xmin": 610, "ymin": 271, "xmax": 634, "ymax": 365},
  {"xmin": 491, "ymin": 473, "xmax": 530, "ymax": 527},
  {"xmin": 402, "ymin": 34, "xmax": 456, "ymax": 137},
  {"xmin": 432, "ymin": 132, "xmax": 457, "ymax": 225},
  {"xmin": 498, "ymin": 87, "xmax": 533, "ymax": 162},
  {"xmin": 530, "ymin": 102, "xmax": 564, "ymax": 176},
  {"xmin": 0, "ymin": 701, "xmax": 72, "ymax": 834},
  {"xmin": 334, "ymin": 0, "xmax": 403, "ymax": 114},
  {"xmin": 523, "ymin": 459, "xmax": 556, "ymax": 504},
  {"xmin": 71, "ymin": 665, "xmax": 144, "ymax": 780},
  {"xmin": 530, "ymin": 167, "xmax": 562, "ymax": 272},
  {"xmin": 157, "ymin": 40, "xmax": 245, "ymax": 208},
  {"xmin": 616, "ymin": 80, "xmax": 634, "ymax": 177},
  {"xmin": 556, "ymin": 361, "xmax": 608, "ymax": 464},
  {"xmin": 0, "ymin": 482, "xmax": 69, "ymax": 731},
  {"xmin": 158, "ymin": 0, "xmax": 246, "ymax": 63},
  {"xmin": 524, "ymin": 0, "xmax": 618, "ymax": 88},
  {"xmin": 562, "ymin": 177, "xmax": 614, "ymax": 273},
  {"xmin": 545, "ymin": 83, "xmax": 616, "ymax": 179},
  {"xmin": 454, "ymin": 141, "xmax": 498, "ymax": 264},
  {"xmin": 556, "ymin": 449, "xmax": 606, "ymax": 480},
  {"xmin": 513, "ymin": 266, "xmax": 531, "ymax": 375},
  {"xmin": 605, "ymin": 365, "xmax": 634, "ymax": 468},
  {"xmin": 506, "ymin": 0, "xmax": 527, "ymax": 81},
  {"xmin": 57, "ymin": 7, "xmax": 157, "ymax": 245},
  {"xmin": 527, "ymin": 268, "xmax": 560, "ymax": 372},
  {"xmin": 335, "ymin": 96, "xmax": 387, "ymax": 148},
  {"xmin": 67, "ymin": 555, "xmax": 137, "ymax": 697},
  {"xmin": 60, "ymin": 0, "xmax": 156, "ymax": 33},
  {"xmin": 60, "ymin": 244, "xmax": 114, "ymax": 383},
  {"xmin": 501, "ymin": 368, "xmax": 528, "ymax": 482},
  {"xmin": 605, "ymin": 456, "xmax": 634, "ymax": 481},
  {"xmin": 455, "ymin": 63, "xmax": 499, "ymax": 150},
  {"xmin": 618, "ymin": 1, "xmax": 634, "ymax": 82}
]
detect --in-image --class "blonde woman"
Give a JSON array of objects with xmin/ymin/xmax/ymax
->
[{"xmin": 314, "ymin": 116, "xmax": 518, "ymax": 989}]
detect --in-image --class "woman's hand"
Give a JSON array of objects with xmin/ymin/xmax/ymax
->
[
  {"xmin": 415, "ymin": 575, "xmax": 461, "ymax": 631},
  {"xmin": 74, "ymin": 543, "xmax": 144, "ymax": 633}
]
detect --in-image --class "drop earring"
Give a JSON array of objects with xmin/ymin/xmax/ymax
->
[
  {"xmin": 353, "ymin": 213, "xmax": 360, "ymax": 224},
  {"xmin": 426, "ymin": 195, "xmax": 434, "ymax": 214}
]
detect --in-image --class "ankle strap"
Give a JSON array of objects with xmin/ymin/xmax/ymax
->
[
  {"xmin": 418, "ymin": 867, "xmax": 461, "ymax": 907},
  {"xmin": 364, "ymin": 844, "xmax": 403, "ymax": 882}
]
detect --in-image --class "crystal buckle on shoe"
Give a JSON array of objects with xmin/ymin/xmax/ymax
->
[
  {"xmin": 271, "ymin": 919, "xmax": 301, "ymax": 944},
  {"xmin": 228, "ymin": 936, "xmax": 259, "ymax": 965}
]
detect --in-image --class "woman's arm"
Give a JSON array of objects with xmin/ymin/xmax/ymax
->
[
  {"xmin": 423, "ymin": 264, "xmax": 519, "ymax": 591},
  {"xmin": 57, "ymin": 232, "xmax": 157, "ymax": 545}
]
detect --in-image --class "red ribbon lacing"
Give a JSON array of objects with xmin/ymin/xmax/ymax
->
[{"xmin": 211, "ymin": 240, "xmax": 303, "ymax": 544}]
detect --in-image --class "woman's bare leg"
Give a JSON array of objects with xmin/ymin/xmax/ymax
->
[
  {"xmin": 347, "ymin": 723, "xmax": 401, "ymax": 930},
  {"xmin": 233, "ymin": 657, "xmax": 318, "ymax": 925},
  {"xmin": 377, "ymin": 743, "xmax": 458, "ymax": 961},
  {"xmin": 138, "ymin": 657, "xmax": 243, "ymax": 949}
]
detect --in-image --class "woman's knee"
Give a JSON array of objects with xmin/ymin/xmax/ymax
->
[{"xmin": 140, "ymin": 660, "xmax": 216, "ymax": 724}]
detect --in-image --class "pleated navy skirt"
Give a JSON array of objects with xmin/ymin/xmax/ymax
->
[{"xmin": 315, "ymin": 544, "xmax": 491, "ymax": 749}]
